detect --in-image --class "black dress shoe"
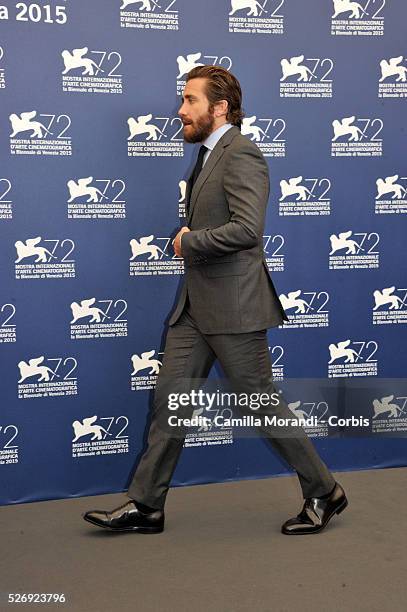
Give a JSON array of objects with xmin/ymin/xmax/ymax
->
[
  {"xmin": 281, "ymin": 482, "xmax": 348, "ymax": 535},
  {"xmin": 82, "ymin": 500, "xmax": 164, "ymax": 533}
]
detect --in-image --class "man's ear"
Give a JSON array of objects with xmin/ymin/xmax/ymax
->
[{"xmin": 214, "ymin": 100, "xmax": 228, "ymax": 118}]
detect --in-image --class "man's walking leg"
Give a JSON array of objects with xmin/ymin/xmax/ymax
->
[
  {"xmin": 83, "ymin": 309, "xmax": 216, "ymax": 531},
  {"xmin": 205, "ymin": 329, "xmax": 347, "ymax": 534}
]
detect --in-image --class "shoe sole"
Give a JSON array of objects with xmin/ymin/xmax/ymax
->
[
  {"xmin": 83, "ymin": 515, "xmax": 164, "ymax": 534},
  {"xmin": 281, "ymin": 497, "xmax": 348, "ymax": 535}
]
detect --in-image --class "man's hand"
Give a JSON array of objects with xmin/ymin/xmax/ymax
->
[{"xmin": 173, "ymin": 226, "xmax": 190, "ymax": 257}]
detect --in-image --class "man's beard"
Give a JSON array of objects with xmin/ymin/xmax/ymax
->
[{"xmin": 183, "ymin": 108, "xmax": 215, "ymax": 143}]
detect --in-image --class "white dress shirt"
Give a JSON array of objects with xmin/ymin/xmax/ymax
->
[{"xmin": 201, "ymin": 122, "xmax": 233, "ymax": 167}]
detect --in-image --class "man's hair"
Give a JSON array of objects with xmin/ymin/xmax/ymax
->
[{"xmin": 186, "ymin": 65, "xmax": 244, "ymax": 128}]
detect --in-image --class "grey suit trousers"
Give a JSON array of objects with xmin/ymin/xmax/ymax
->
[{"xmin": 127, "ymin": 297, "xmax": 335, "ymax": 510}]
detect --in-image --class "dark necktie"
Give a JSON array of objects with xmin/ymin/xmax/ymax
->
[{"xmin": 187, "ymin": 145, "xmax": 208, "ymax": 211}]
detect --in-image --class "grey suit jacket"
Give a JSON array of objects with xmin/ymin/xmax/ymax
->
[{"xmin": 168, "ymin": 125, "xmax": 288, "ymax": 334}]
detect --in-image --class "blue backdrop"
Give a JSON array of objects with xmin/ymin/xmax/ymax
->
[{"xmin": 1, "ymin": 0, "xmax": 406, "ymax": 505}]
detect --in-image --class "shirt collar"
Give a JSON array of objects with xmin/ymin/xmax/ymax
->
[{"xmin": 202, "ymin": 123, "xmax": 233, "ymax": 151}]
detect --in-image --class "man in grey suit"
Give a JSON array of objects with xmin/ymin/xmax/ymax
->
[{"xmin": 83, "ymin": 66, "xmax": 348, "ymax": 535}]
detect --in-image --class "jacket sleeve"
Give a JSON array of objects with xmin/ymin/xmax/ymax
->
[{"xmin": 180, "ymin": 142, "xmax": 269, "ymax": 261}]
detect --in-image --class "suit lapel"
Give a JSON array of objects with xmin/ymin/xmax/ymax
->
[
  {"xmin": 187, "ymin": 145, "xmax": 225, "ymax": 224},
  {"xmin": 186, "ymin": 126, "xmax": 240, "ymax": 224}
]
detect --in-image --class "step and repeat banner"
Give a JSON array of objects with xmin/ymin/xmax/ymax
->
[{"xmin": 1, "ymin": 1, "xmax": 406, "ymax": 505}]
